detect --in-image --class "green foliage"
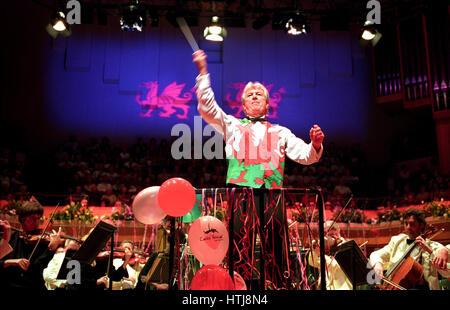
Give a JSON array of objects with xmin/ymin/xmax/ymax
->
[
  {"xmin": 102, "ymin": 203, "xmax": 134, "ymax": 222},
  {"xmin": 212, "ymin": 204, "xmax": 227, "ymax": 222},
  {"xmin": 376, "ymin": 207, "xmax": 402, "ymax": 223},
  {"xmin": 54, "ymin": 201, "xmax": 96, "ymax": 224},
  {"xmin": 332, "ymin": 208, "xmax": 366, "ymax": 224},
  {"xmin": 367, "ymin": 202, "xmax": 450, "ymax": 224},
  {"xmin": 0, "ymin": 200, "xmax": 21, "ymax": 216},
  {"xmin": 292, "ymin": 207, "xmax": 319, "ymax": 223},
  {"xmin": 423, "ymin": 201, "xmax": 450, "ymax": 218}
]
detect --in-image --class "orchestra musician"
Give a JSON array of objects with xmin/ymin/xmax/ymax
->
[
  {"xmin": 64, "ymin": 230, "xmax": 132, "ymax": 290},
  {"xmin": 369, "ymin": 208, "xmax": 449, "ymax": 290},
  {"xmin": 0, "ymin": 220, "xmax": 13, "ymax": 259},
  {"xmin": 0, "ymin": 201, "xmax": 63, "ymax": 290},
  {"xmin": 307, "ymin": 220, "xmax": 353, "ymax": 290},
  {"xmin": 43, "ymin": 239, "xmax": 81, "ymax": 290},
  {"xmin": 109, "ymin": 240, "xmax": 139, "ymax": 290}
]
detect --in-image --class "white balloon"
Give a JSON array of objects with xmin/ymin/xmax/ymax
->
[
  {"xmin": 188, "ymin": 216, "xmax": 229, "ymax": 265},
  {"xmin": 132, "ymin": 186, "xmax": 166, "ymax": 225}
]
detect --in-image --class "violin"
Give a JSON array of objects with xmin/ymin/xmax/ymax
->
[
  {"xmin": 324, "ymin": 236, "xmax": 347, "ymax": 255},
  {"xmin": 312, "ymin": 236, "xmax": 347, "ymax": 255},
  {"xmin": 97, "ymin": 247, "xmax": 148, "ymax": 265},
  {"xmin": 11, "ymin": 226, "xmax": 83, "ymax": 244}
]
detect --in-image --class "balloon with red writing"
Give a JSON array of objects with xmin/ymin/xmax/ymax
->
[
  {"xmin": 188, "ymin": 216, "xmax": 229, "ymax": 265},
  {"xmin": 132, "ymin": 186, "xmax": 166, "ymax": 225},
  {"xmin": 158, "ymin": 177, "xmax": 196, "ymax": 217},
  {"xmin": 190, "ymin": 265, "xmax": 234, "ymax": 290}
]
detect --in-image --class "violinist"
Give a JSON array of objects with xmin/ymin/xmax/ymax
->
[
  {"xmin": 0, "ymin": 220, "xmax": 13, "ymax": 259},
  {"xmin": 64, "ymin": 231, "xmax": 132, "ymax": 290},
  {"xmin": 0, "ymin": 201, "xmax": 63, "ymax": 290},
  {"xmin": 369, "ymin": 208, "xmax": 449, "ymax": 290},
  {"xmin": 109, "ymin": 240, "xmax": 138, "ymax": 290},
  {"xmin": 43, "ymin": 239, "xmax": 81, "ymax": 290},
  {"xmin": 307, "ymin": 220, "xmax": 353, "ymax": 290}
]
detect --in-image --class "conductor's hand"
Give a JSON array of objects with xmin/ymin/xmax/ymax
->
[
  {"xmin": 310, "ymin": 125, "xmax": 324, "ymax": 152},
  {"xmin": 193, "ymin": 49, "xmax": 208, "ymax": 76}
]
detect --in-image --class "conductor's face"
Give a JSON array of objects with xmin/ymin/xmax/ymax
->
[{"xmin": 243, "ymin": 86, "xmax": 269, "ymax": 118}]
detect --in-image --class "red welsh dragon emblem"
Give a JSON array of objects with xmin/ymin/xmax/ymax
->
[
  {"xmin": 224, "ymin": 82, "xmax": 285, "ymax": 119},
  {"xmin": 136, "ymin": 81, "xmax": 194, "ymax": 119}
]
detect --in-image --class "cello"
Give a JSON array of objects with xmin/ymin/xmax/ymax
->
[{"xmin": 379, "ymin": 226, "xmax": 443, "ymax": 290}]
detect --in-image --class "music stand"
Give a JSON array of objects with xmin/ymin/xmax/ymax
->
[
  {"xmin": 71, "ymin": 221, "xmax": 117, "ymax": 290},
  {"xmin": 72, "ymin": 221, "xmax": 117, "ymax": 264},
  {"xmin": 330, "ymin": 240, "xmax": 369, "ymax": 289}
]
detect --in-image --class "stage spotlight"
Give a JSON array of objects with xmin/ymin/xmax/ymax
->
[
  {"xmin": 204, "ymin": 16, "xmax": 227, "ymax": 42},
  {"xmin": 46, "ymin": 11, "xmax": 71, "ymax": 38},
  {"xmin": 252, "ymin": 14, "xmax": 271, "ymax": 30},
  {"xmin": 285, "ymin": 13, "xmax": 310, "ymax": 35},
  {"xmin": 120, "ymin": 1, "xmax": 146, "ymax": 32},
  {"xmin": 360, "ymin": 20, "xmax": 382, "ymax": 46}
]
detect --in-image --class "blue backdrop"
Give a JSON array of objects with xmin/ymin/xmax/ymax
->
[{"xmin": 40, "ymin": 15, "xmax": 372, "ymax": 145}]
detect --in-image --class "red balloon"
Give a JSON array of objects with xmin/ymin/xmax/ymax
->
[
  {"xmin": 158, "ymin": 177, "xmax": 196, "ymax": 217},
  {"xmin": 190, "ymin": 265, "xmax": 235, "ymax": 290}
]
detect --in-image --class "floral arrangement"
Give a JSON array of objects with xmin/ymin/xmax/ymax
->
[
  {"xmin": 0, "ymin": 200, "xmax": 20, "ymax": 217},
  {"xmin": 102, "ymin": 202, "xmax": 134, "ymax": 222},
  {"xmin": 53, "ymin": 201, "xmax": 96, "ymax": 224},
  {"xmin": 332, "ymin": 208, "xmax": 366, "ymax": 224},
  {"xmin": 366, "ymin": 207, "xmax": 402, "ymax": 224},
  {"xmin": 423, "ymin": 201, "xmax": 449, "ymax": 218},
  {"xmin": 292, "ymin": 206, "xmax": 319, "ymax": 223}
]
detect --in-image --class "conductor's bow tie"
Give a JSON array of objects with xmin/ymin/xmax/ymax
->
[{"xmin": 248, "ymin": 117, "xmax": 267, "ymax": 122}]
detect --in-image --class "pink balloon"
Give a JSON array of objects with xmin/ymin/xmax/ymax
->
[
  {"xmin": 132, "ymin": 186, "xmax": 167, "ymax": 225},
  {"xmin": 190, "ymin": 265, "xmax": 235, "ymax": 290},
  {"xmin": 188, "ymin": 216, "xmax": 229, "ymax": 265},
  {"xmin": 158, "ymin": 177, "xmax": 196, "ymax": 217}
]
